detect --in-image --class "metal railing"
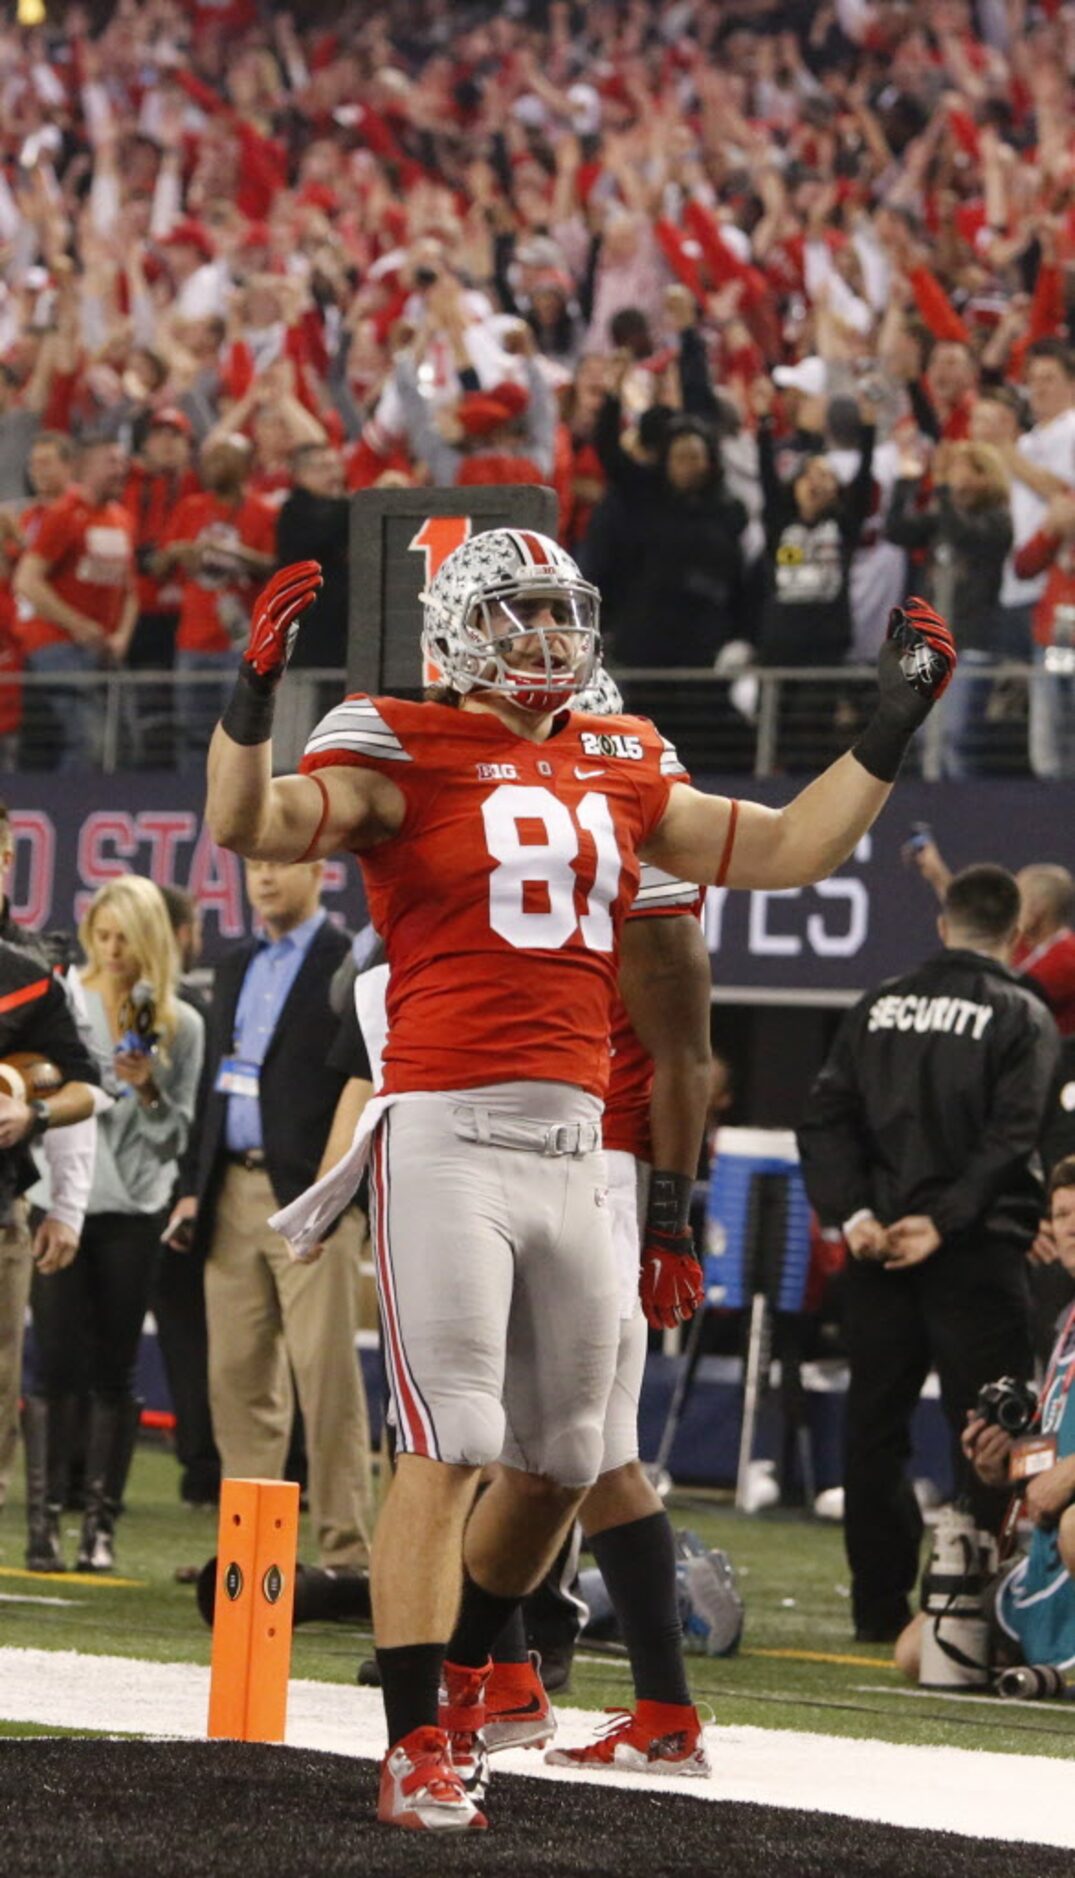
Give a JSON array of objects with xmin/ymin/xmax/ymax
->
[{"xmin": 0, "ymin": 661, "xmax": 1044, "ymax": 779}]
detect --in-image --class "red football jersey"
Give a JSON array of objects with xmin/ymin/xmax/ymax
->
[
  {"xmin": 17, "ymin": 489, "xmax": 134, "ymax": 654},
  {"xmin": 161, "ymin": 491, "xmax": 277, "ymax": 653},
  {"xmin": 604, "ymin": 867, "xmax": 706, "ymax": 1161},
  {"xmin": 300, "ymin": 695, "xmax": 687, "ymax": 1098}
]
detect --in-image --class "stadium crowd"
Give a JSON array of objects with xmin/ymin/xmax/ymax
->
[{"xmin": 0, "ymin": 0, "xmax": 1072, "ymax": 770}]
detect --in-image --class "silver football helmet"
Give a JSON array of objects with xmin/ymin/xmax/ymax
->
[{"xmin": 420, "ymin": 527, "xmax": 600, "ymax": 715}]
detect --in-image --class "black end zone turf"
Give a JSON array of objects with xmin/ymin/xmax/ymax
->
[{"xmin": 0, "ymin": 1741, "xmax": 1065, "ymax": 1878}]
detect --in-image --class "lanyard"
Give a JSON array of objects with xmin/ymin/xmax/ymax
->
[{"xmin": 1038, "ymin": 1301, "xmax": 1075, "ymax": 1436}]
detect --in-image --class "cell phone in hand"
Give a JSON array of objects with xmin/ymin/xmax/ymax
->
[{"xmin": 904, "ymin": 821, "xmax": 933, "ymax": 855}]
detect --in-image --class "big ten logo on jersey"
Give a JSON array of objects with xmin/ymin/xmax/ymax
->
[
  {"xmin": 409, "ymin": 516, "xmax": 472, "ymax": 684},
  {"xmin": 580, "ymin": 730, "xmax": 643, "ymax": 761},
  {"xmin": 477, "ymin": 762, "xmax": 519, "ymax": 781}
]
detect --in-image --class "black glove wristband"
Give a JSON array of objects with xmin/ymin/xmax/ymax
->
[
  {"xmin": 851, "ymin": 697, "xmax": 916, "ymax": 784},
  {"xmin": 220, "ymin": 662, "xmax": 278, "ymax": 748},
  {"xmin": 853, "ymin": 637, "xmax": 938, "ymax": 782},
  {"xmin": 647, "ymin": 1170, "xmax": 694, "ymax": 1237}
]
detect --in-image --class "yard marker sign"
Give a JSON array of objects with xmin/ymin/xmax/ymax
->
[{"xmin": 207, "ymin": 1478, "xmax": 300, "ymax": 1743}]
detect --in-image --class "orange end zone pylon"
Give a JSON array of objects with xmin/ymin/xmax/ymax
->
[{"xmin": 207, "ymin": 1478, "xmax": 300, "ymax": 1743}]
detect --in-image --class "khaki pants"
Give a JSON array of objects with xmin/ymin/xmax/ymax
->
[
  {"xmin": 0, "ymin": 1203, "xmax": 32, "ymax": 1510},
  {"xmin": 204, "ymin": 1165, "xmax": 373, "ymax": 1569}
]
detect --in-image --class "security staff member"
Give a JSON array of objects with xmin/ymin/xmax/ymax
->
[{"xmin": 799, "ymin": 866, "xmax": 1060, "ymax": 1642}]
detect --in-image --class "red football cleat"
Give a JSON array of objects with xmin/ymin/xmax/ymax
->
[
  {"xmin": 545, "ymin": 1701, "xmax": 711, "ymax": 1777},
  {"xmin": 377, "ymin": 1725, "xmax": 486, "ymax": 1831},
  {"xmin": 439, "ymin": 1658, "xmax": 491, "ymax": 1801},
  {"xmin": 484, "ymin": 1653, "xmax": 556, "ymax": 1753}
]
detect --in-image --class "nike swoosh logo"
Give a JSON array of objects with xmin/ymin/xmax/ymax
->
[
  {"xmin": 574, "ymin": 766, "xmax": 604, "ymax": 780},
  {"xmin": 502, "ymin": 1694, "xmax": 544, "ymax": 1717}
]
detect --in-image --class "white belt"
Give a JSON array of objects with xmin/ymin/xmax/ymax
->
[{"xmin": 451, "ymin": 1107, "xmax": 601, "ymax": 1158}]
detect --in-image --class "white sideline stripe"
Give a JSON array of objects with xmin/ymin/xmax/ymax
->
[{"xmin": 0, "ymin": 1647, "xmax": 1072, "ymax": 1849}]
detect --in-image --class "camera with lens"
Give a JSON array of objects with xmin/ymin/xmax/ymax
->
[{"xmin": 976, "ymin": 1375, "xmax": 1038, "ymax": 1436}]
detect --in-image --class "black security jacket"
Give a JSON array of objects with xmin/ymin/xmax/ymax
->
[{"xmin": 798, "ymin": 949, "xmax": 1060, "ymax": 1248}]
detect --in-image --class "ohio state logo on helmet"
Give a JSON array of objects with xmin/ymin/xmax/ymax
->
[{"xmin": 419, "ymin": 527, "xmax": 600, "ymax": 716}]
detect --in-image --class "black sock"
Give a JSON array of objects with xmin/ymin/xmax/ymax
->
[
  {"xmin": 590, "ymin": 1511, "xmax": 691, "ymax": 1707},
  {"xmin": 490, "ymin": 1601, "xmax": 529, "ymax": 1665},
  {"xmin": 376, "ymin": 1643, "xmax": 445, "ymax": 1747},
  {"xmin": 448, "ymin": 1573, "xmax": 521, "ymax": 1668}
]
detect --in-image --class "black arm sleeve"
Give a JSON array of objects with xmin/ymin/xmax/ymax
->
[
  {"xmin": 884, "ymin": 479, "xmax": 937, "ymax": 550},
  {"xmin": 757, "ymin": 421, "xmax": 795, "ymax": 550},
  {"xmin": 908, "ymin": 379, "xmax": 941, "ymax": 442},
  {"xmin": 20, "ymin": 978, "xmax": 99, "ymax": 1088},
  {"xmin": 678, "ymin": 326, "xmax": 720, "ymax": 420},
  {"xmin": 492, "ymin": 231, "xmax": 521, "ymax": 317},
  {"xmin": 593, "ymin": 393, "xmax": 653, "ymax": 492},
  {"xmin": 797, "ymin": 1003, "xmax": 876, "ymax": 1227},
  {"xmin": 578, "ymin": 231, "xmax": 601, "ymax": 326},
  {"xmin": 841, "ymin": 424, "xmax": 877, "ymax": 544}
]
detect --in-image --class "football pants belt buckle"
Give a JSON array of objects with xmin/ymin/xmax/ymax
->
[
  {"xmin": 451, "ymin": 1110, "xmax": 599, "ymax": 1158},
  {"xmin": 542, "ymin": 1120, "xmax": 599, "ymax": 1157}
]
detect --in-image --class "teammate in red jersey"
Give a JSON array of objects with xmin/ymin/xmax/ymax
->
[{"xmin": 206, "ymin": 540, "xmax": 954, "ymax": 1832}]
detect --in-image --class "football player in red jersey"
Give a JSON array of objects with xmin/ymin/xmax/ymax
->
[
  {"xmin": 470, "ymin": 666, "xmax": 716, "ymax": 1785},
  {"xmin": 206, "ymin": 538, "xmax": 954, "ymax": 1832}
]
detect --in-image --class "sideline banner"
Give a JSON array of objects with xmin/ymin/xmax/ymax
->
[{"xmin": 0, "ymin": 773, "xmax": 1068, "ymax": 994}]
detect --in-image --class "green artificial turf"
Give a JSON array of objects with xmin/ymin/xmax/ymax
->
[{"xmin": 2, "ymin": 1438, "xmax": 1075, "ymax": 1759}]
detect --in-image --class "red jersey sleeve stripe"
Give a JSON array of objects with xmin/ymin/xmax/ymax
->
[
  {"xmin": 714, "ymin": 800, "xmax": 740, "ymax": 888},
  {"xmin": 295, "ymin": 774, "xmax": 331, "ymax": 863}
]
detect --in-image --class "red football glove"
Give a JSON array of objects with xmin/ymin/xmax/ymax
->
[
  {"xmin": 244, "ymin": 560, "xmax": 323, "ymax": 684},
  {"xmin": 885, "ymin": 596, "xmax": 957, "ymax": 705},
  {"xmin": 639, "ymin": 1230, "xmax": 705, "ymax": 1331}
]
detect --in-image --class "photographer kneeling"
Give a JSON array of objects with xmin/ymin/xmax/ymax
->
[{"xmin": 897, "ymin": 1157, "xmax": 1075, "ymax": 1680}]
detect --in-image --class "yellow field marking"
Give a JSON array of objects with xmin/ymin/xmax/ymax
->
[
  {"xmin": 744, "ymin": 1646, "xmax": 901, "ymax": 1671},
  {"xmin": 0, "ymin": 1565, "xmax": 146, "ymax": 1590}
]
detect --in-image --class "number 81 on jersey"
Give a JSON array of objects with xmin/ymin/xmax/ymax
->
[{"xmin": 482, "ymin": 784, "xmax": 623, "ymax": 954}]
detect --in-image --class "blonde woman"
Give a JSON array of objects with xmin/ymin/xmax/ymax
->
[
  {"xmin": 29, "ymin": 875, "xmax": 203, "ymax": 1573},
  {"xmin": 885, "ymin": 439, "xmax": 1014, "ymax": 778}
]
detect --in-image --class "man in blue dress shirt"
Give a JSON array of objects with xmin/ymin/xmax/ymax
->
[{"xmin": 182, "ymin": 857, "xmax": 374, "ymax": 1573}]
